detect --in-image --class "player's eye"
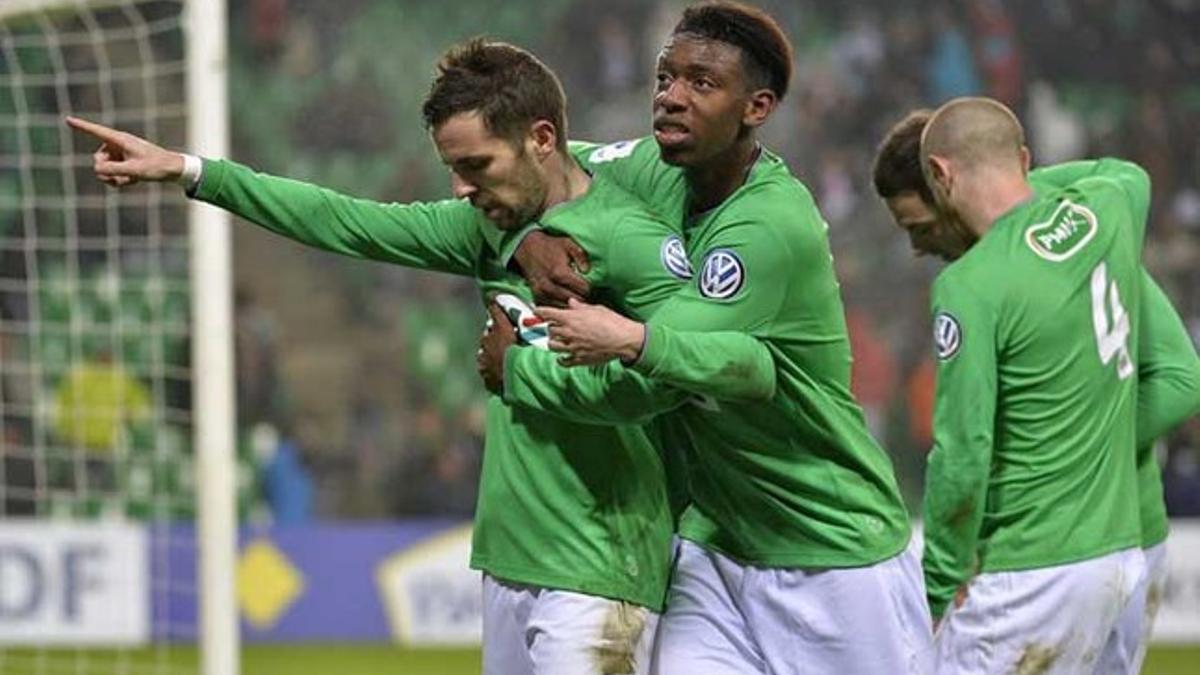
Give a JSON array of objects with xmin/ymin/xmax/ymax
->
[
  {"xmin": 693, "ymin": 77, "xmax": 715, "ymax": 91},
  {"xmin": 655, "ymin": 72, "xmax": 672, "ymax": 90},
  {"xmin": 457, "ymin": 158, "xmax": 490, "ymax": 174}
]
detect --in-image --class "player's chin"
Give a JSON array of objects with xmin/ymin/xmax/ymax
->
[
  {"xmin": 487, "ymin": 212, "xmax": 523, "ymax": 231},
  {"xmin": 655, "ymin": 141, "xmax": 696, "ymax": 166}
]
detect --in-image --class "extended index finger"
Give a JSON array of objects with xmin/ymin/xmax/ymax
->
[{"xmin": 65, "ymin": 116, "xmax": 125, "ymax": 144}]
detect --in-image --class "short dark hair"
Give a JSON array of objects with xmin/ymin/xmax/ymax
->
[
  {"xmin": 872, "ymin": 109, "xmax": 934, "ymax": 203},
  {"xmin": 672, "ymin": 2, "xmax": 794, "ymax": 100},
  {"xmin": 422, "ymin": 38, "xmax": 568, "ymax": 152}
]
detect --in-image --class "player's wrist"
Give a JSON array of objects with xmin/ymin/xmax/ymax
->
[
  {"xmin": 174, "ymin": 153, "xmax": 202, "ymax": 193},
  {"xmin": 618, "ymin": 322, "xmax": 647, "ymax": 365}
]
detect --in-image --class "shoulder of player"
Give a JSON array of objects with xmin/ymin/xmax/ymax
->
[
  {"xmin": 550, "ymin": 176, "xmax": 675, "ymax": 264},
  {"xmin": 933, "ymin": 252, "xmax": 1002, "ymax": 309},
  {"xmin": 713, "ymin": 172, "xmax": 823, "ymax": 245},
  {"xmin": 586, "ymin": 173, "xmax": 673, "ymax": 230},
  {"xmin": 571, "ymin": 136, "xmax": 658, "ymax": 170}
]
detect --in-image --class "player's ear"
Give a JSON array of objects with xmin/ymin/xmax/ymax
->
[
  {"xmin": 1019, "ymin": 145, "xmax": 1031, "ymax": 175},
  {"xmin": 926, "ymin": 155, "xmax": 952, "ymax": 192},
  {"xmin": 743, "ymin": 88, "xmax": 777, "ymax": 129},
  {"xmin": 528, "ymin": 119, "xmax": 557, "ymax": 160}
]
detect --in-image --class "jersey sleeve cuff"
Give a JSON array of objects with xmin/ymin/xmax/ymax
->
[
  {"xmin": 191, "ymin": 157, "xmax": 228, "ymax": 202},
  {"xmin": 177, "ymin": 153, "xmax": 203, "ymax": 195},
  {"xmin": 630, "ymin": 322, "xmax": 669, "ymax": 376}
]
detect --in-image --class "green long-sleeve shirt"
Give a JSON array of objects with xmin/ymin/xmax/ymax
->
[
  {"xmin": 923, "ymin": 158, "xmax": 1152, "ymax": 618},
  {"xmin": 192, "ymin": 158, "xmax": 775, "ymax": 610},
  {"xmin": 1030, "ymin": 161, "xmax": 1200, "ymax": 549},
  {"xmin": 504, "ymin": 138, "xmax": 912, "ymax": 568},
  {"xmin": 1134, "ymin": 274, "xmax": 1200, "ymax": 546}
]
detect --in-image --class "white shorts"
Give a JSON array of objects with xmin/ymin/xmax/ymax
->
[
  {"xmin": 482, "ymin": 574, "xmax": 659, "ymax": 675},
  {"xmin": 652, "ymin": 538, "xmax": 933, "ymax": 675},
  {"xmin": 933, "ymin": 547, "xmax": 1145, "ymax": 675},
  {"xmin": 1096, "ymin": 541, "xmax": 1167, "ymax": 674}
]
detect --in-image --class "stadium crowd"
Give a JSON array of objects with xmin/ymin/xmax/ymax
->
[{"xmin": 216, "ymin": 0, "xmax": 1200, "ymax": 520}]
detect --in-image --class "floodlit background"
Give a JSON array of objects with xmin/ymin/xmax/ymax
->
[
  {"xmin": 1, "ymin": 0, "xmax": 1198, "ymax": 673},
  {"xmin": 221, "ymin": 0, "xmax": 1200, "ymax": 522}
]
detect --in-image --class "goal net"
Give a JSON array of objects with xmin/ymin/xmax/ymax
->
[{"xmin": 0, "ymin": 1, "xmax": 235, "ymax": 673}]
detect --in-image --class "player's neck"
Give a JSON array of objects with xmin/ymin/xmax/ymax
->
[
  {"xmin": 959, "ymin": 171, "xmax": 1034, "ymax": 238},
  {"xmin": 543, "ymin": 152, "xmax": 592, "ymax": 210},
  {"xmin": 685, "ymin": 138, "xmax": 761, "ymax": 215}
]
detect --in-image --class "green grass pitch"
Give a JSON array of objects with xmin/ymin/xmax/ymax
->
[{"xmin": 1, "ymin": 645, "xmax": 1196, "ymax": 674}]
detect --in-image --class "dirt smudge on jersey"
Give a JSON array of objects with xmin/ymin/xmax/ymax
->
[
  {"xmin": 590, "ymin": 602, "xmax": 648, "ymax": 674},
  {"xmin": 947, "ymin": 495, "xmax": 977, "ymax": 532}
]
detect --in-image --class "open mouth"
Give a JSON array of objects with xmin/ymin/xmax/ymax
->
[{"xmin": 653, "ymin": 120, "xmax": 691, "ymax": 146}]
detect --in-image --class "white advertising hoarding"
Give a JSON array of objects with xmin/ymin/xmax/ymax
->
[
  {"xmin": 375, "ymin": 524, "xmax": 482, "ymax": 646},
  {"xmin": 0, "ymin": 521, "xmax": 148, "ymax": 645},
  {"xmin": 1155, "ymin": 520, "xmax": 1200, "ymax": 643}
]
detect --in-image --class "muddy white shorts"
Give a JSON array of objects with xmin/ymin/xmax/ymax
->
[
  {"xmin": 651, "ymin": 538, "xmax": 932, "ymax": 674},
  {"xmin": 481, "ymin": 573, "xmax": 659, "ymax": 675},
  {"xmin": 1095, "ymin": 541, "xmax": 1167, "ymax": 674},
  {"xmin": 933, "ymin": 547, "xmax": 1144, "ymax": 675}
]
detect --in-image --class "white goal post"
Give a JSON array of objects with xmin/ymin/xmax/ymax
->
[
  {"xmin": 184, "ymin": 0, "xmax": 238, "ymax": 673},
  {"xmin": 0, "ymin": 0, "xmax": 237, "ymax": 673}
]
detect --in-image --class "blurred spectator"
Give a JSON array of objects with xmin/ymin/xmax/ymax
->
[
  {"xmin": 1027, "ymin": 80, "xmax": 1085, "ymax": 164},
  {"xmin": 597, "ymin": 14, "xmax": 638, "ymax": 95},
  {"xmin": 251, "ymin": 0, "xmax": 288, "ymax": 59},
  {"xmin": 968, "ymin": 0, "xmax": 1023, "ymax": 106},
  {"xmin": 925, "ymin": 7, "xmax": 981, "ymax": 103},
  {"xmin": 253, "ymin": 423, "xmax": 315, "ymax": 524},
  {"xmin": 1163, "ymin": 420, "xmax": 1200, "ymax": 516},
  {"xmin": 904, "ymin": 357, "xmax": 936, "ymax": 451},
  {"xmin": 2, "ymin": 423, "xmax": 35, "ymax": 516},
  {"xmin": 53, "ymin": 349, "xmax": 151, "ymax": 453},
  {"xmin": 847, "ymin": 309, "xmax": 898, "ymax": 440},
  {"xmin": 389, "ymin": 403, "xmax": 481, "ymax": 517},
  {"xmin": 94, "ymin": 0, "xmax": 1195, "ymax": 519},
  {"xmin": 235, "ymin": 287, "xmax": 285, "ymax": 428}
]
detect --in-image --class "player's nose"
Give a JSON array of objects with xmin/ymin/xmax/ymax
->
[
  {"xmin": 450, "ymin": 172, "xmax": 477, "ymax": 200},
  {"xmin": 655, "ymin": 79, "xmax": 687, "ymax": 112}
]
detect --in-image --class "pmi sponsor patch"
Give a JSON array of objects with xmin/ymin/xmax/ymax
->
[{"xmin": 1025, "ymin": 200, "xmax": 1097, "ymax": 262}]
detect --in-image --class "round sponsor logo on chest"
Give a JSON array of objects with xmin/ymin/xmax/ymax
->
[
  {"xmin": 698, "ymin": 248, "xmax": 745, "ymax": 300},
  {"xmin": 933, "ymin": 312, "xmax": 962, "ymax": 360},
  {"xmin": 660, "ymin": 235, "xmax": 693, "ymax": 279}
]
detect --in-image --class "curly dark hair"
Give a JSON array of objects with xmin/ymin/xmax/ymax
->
[
  {"xmin": 673, "ymin": 2, "xmax": 794, "ymax": 100},
  {"xmin": 422, "ymin": 38, "xmax": 567, "ymax": 152}
]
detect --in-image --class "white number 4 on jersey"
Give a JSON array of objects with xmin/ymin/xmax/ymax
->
[{"xmin": 1090, "ymin": 261, "xmax": 1134, "ymax": 380}]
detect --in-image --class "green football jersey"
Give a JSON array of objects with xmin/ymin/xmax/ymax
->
[
  {"xmin": 1133, "ymin": 272, "xmax": 1200, "ymax": 545},
  {"xmin": 1030, "ymin": 161, "xmax": 1200, "ymax": 550},
  {"xmin": 192, "ymin": 158, "xmax": 775, "ymax": 610},
  {"xmin": 504, "ymin": 138, "xmax": 912, "ymax": 568},
  {"xmin": 923, "ymin": 159, "xmax": 1150, "ymax": 617}
]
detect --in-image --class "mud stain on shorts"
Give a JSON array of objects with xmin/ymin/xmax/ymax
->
[
  {"xmin": 590, "ymin": 602, "xmax": 649, "ymax": 675},
  {"xmin": 1146, "ymin": 581, "xmax": 1164, "ymax": 623},
  {"xmin": 1013, "ymin": 643, "xmax": 1060, "ymax": 675}
]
